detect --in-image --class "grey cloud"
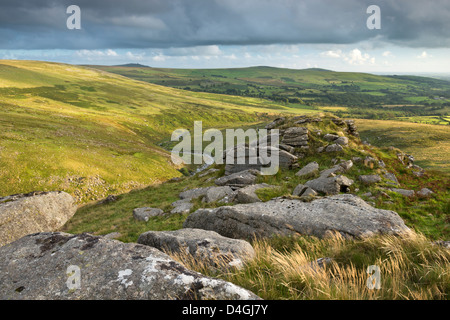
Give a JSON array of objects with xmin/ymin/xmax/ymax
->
[{"xmin": 0, "ymin": 0, "xmax": 449, "ymax": 49}]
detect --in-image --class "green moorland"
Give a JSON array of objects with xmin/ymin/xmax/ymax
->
[
  {"xmin": 92, "ymin": 65, "xmax": 450, "ymax": 121},
  {"xmin": 0, "ymin": 60, "xmax": 308, "ymax": 203},
  {"xmin": 1, "ymin": 61, "xmax": 448, "ymax": 299}
]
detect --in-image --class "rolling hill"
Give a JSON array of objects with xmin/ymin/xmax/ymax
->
[
  {"xmin": 0, "ymin": 60, "xmax": 300, "ymax": 203},
  {"xmin": 90, "ymin": 65, "xmax": 450, "ymax": 118}
]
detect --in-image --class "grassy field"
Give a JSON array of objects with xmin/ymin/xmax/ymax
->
[
  {"xmin": 0, "ymin": 60, "xmax": 305, "ymax": 202},
  {"xmin": 357, "ymin": 119, "xmax": 450, "ymax": 173}
]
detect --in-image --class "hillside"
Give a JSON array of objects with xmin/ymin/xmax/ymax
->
[{"xmin": 0, "ymin": 60, "xmax": 300, "ymax": 203}]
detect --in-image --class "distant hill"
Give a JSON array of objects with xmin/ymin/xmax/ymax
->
[
  {"xmin": 90, "ymin": 65, "xmax": 450, "ymax": 119},
  {"xmin": 113, "ymin": 63, "xmax": 151, "ymax": 68}
]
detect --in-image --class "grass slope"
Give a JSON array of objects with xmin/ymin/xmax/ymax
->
[
  {"xmin": 357, "ymin": 120, "xmax": 450, "ymax": 173},
  {"xmin": 0, "ymin": 60, "xmax": 301, "ymax": 202}
]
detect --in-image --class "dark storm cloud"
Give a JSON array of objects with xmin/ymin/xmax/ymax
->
[{"xmin": 1, "ymin": 0, "xmax": 449, "ymax": 49}]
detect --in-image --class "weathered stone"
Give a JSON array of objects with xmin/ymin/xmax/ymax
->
[
  {"xmin": 300, "ymin": 187, "xmax": 317, "ymax": 199},
  {"xmin": 339, "ymin": 160, "xmax": 353, "ymax": 171},
  {"xmin": 390, "ymin": 188, "xmax": 415, "ymax": 197},
  {"xmin": 295, "ymin": 162, "xmax": 319, "ymax": 178},
  {"xmin": 364, "ymin": 156, "xmax": 378, "ymax": 167},
  {"xmin": 319, "ymin": 161, "xmax": 352, "ymax": 178},
  {"xmin": 0, "ymin": 191, "xmax": 77, "ymax": 247},
  {"xmin": 203, "ymin": 186, "xmax": 235, "ymax": 203},
  {"xmin": 325, "ymin": 144, "xmax": 343, "ymax": 153},
  {"xmin": 384, "ymin": 173, "xmax": 400, "ymax": 186},
  {"xmin": 265, "ymin": 117, "xmax": 285, "ymax": 129},
  {"xmin": 102, "ymin": 232, "xmax": 122, "ymax": 240},
  {"xmin": 292, "ymin": 184, "xmax": 307, "ymax": 196},
  {"xmin": 335, "ymin": 136, "xmax": 349, "ymax": 146},
  {"xmin": 305, "ymin": 175, "xmax": 353, "ymax": 195},
  {"xmin": 236, "ymin": 184, "xmax": 275, "ymax": 204},
  {"xmin": 281, "ymin": 127, "xmax": 309, "ymax": 147},
  {"xmin": 417, "ymin": 188, "xmax": 433, "ymax": 198},
  {"xmin": 183, "ymin": 194, "xmax": 410, "ymax": 240},
  {"xmin": 299, "ymin": 257, "xmax": 334, "ymax": 273},
  {"xmin": 133, "ymin": 207, "xmax": 165, "ymax": 222},
  {"xmin": 215, "ymin": 169, "xmax": 260, "ymax": 188},
  {"xmin": 170, "ymin": 201, "xmax": 194, "ymax": 214},
  {"xmin": 323, "ymin": 134, "xmax": 339, "ymax": 141},
  {"xmin": 0, "ymin": 232, "xmax": 260, "ymax": 300},
  {"xmin": 358, "ymin": 175, "xmax": 382, "ymax": 185},
  {"xmin": 179, "ymin": 188, "xmax": 211, "ymax": 201},
  {"xmin": 138, "ymin": 228, "xmax": 255, "ymax": 269}
]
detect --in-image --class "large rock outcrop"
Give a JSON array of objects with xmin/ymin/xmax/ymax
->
[
  {"xmin": 0, "ymin": 191, "xmax": 77, "ymax": 247},
  {"xmin": 0, "ymin": 232, "xmax": 260, "ymax": 300},
  {"xmin": 183, "ymin": 194, "xmax": 410, "ymax": 240},
  {"xmin": 138, "ymin": 228, "xmax": 255, "ymax": 269}
]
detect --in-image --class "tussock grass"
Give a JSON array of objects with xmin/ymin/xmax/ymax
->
[{"xmin": 168, "ymin": 232, "xmax": 450, "ymax": 300}]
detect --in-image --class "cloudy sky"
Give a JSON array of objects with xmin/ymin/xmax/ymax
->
[{"xmin": 1, "ymin": 0, "xmax": 450, "ymax": 73}]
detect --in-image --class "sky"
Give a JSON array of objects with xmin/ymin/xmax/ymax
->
[{"xmin": 1, "ymin": 0, "xmax": 450, "ymax": 73}]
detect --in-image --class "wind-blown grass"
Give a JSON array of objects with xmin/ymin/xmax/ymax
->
[{"xmin": 169, "ymin": 232, "xmax": 449, "ymax": 300}]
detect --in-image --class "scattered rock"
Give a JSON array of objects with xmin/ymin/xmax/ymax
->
[
  {"xmin": 0, "ymin": 191, "xmax": 77, "ymax": 247},
  {"xmin": 281, "ymin": 127, "xmax": 309, "ymax": 147},
  {"xmin": 0, "ymin": 232, "xmax": 260, "ymax": 300},
  {"xmin": 384, "ymin": 173, "xmax": 400, "ymax": 186},
  {"xmin": 299, "ymin": 257, "xmax": 334, "ymax": 273},
  {"xmin": 323, "ymin": 134, "xmax": 339, "ymax": 141},
  {"xmin": 358, "ymin": 175, "xmax": 382, "ymax": 185},
  {"xmin": 179, "ymin": 188, "xmax": 211, "ymax": 201},
  {"xmin": 432, "ymin": 241, "xmax": 450, "ymax": 249},
  {"xmin": 103, "ymin": 232, "xmax": 122, "ymax": 240},
  {"xmin": 138, "ymin": 228, "xmax": 255, "ymax": 269},
  {"xmin": 390, "ymin": 188, "xmax": 415, "ymax": 197},
  {"xmin": 198, "ymin": 168, "xmax": 219, "ymax": 178},
  {"xmin": 299, "ymin": 187, "xmax": 317, "ymax": 199},
  {"xmin": 295, "ymin": 162, "xmax": 319, "ymax": 178},
  {"xmin": 292, "ymin": 184, "xmax": 306, "ymax": 197},
  {"xmin": 133, "ymin": 207, "xmax": 165, "ymax": 222},
  {"xmin": 99, "ymin": 195, "xmax": 118, "ymax": 204},
  {"xmin": 305, "ymin": 175, "xmax": 353, "ymax": 195},
  {"xmin": 215, "ymin": 169, "xmax": 260, "ymax": 188},
  {"xmin": 345, "ymin": 120, "xmax": 359, "ymax": 136},
  {"xmin": 417, "ymin": 188, "xmax": 433, "ymax": 198},
  {"xmin": 203, "ymin": 186, "xmax": 235, "ymax": 203},
  {"xmin": 325, "ymin": 144, "xmax": 343, "ymax": 153},
  {"xmin": 338, "ymin": 160, "xmax": 353, "ymax": 171},
  {"xmin": 183, "ymin": 194, "xmax": 411, "ymax": 240},
  {"xmin": 171, "ymin": 201, "xmax": 194, "ymax": 214},
  {"xmin": 335, "ymin": 136, "xmax": 349, "ymax": 146},
  {"xmin": 236, "ymin": 184, "xmax": 275, "ymax": 204}
]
